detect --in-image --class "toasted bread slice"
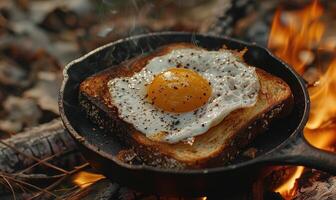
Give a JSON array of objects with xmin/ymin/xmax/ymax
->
[{"xmin": 79, "ymin": 43, "xmax": 293, "ymax": 169}]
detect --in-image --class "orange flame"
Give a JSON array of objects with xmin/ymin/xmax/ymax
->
[
  {"xmin": 72, "ymin": 171, "xmax": 105, "ymax": 189},
  {"xmin": 275, "ymin": 166, "xmax": 304, "ymax": 199},
  {"xmin": 268, "ymin": 0, "xmax": 336, "ymax": 199},
  {"xmin": 307, "ymin": 58, "xmax": 336, "ymax": 129},
  {"xmin": 305, "ymin": 124, "xmax": 336, "ymax": 151},
  {"xmin": 268, "ymin": 0, "xmax": 324, "ymax": 74}
]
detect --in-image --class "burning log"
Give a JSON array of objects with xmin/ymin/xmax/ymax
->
[
  {"xmin": 0, "ymin": 118, "xmax": 84, "ymax": 173},
  {"xmin": 294, "ymin": 176, "xmax": 336, "ymax": 200},
  {"xmin": 293, "ymin": 169, "xmax": 336, "ymax": 200}
]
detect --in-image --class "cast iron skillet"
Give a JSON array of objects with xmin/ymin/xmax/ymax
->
[{"xmin": 59, "ymin": 32, "xmax": 336, "ymax": 196}]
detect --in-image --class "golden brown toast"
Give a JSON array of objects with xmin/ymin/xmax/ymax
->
[{"xmin": 79, "ymin": 43, "xmax": 293, "ymax": 169}]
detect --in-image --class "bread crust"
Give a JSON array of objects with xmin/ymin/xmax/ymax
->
[{"xmin": 79, "ymin": 43, "xmax": 293, "ymax": 169}]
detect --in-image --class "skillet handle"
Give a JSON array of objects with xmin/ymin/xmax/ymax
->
[{"xmin": 263, "ymin": 132, "xmax": 336, "ymax": 175}]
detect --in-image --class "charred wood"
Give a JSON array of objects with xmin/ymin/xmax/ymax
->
[
  {"xmin": 293, "ymin": 169, "xmax": 336, "ymax": 200},
  {"xmin": 0, "ymin": 118, "xmax": 84, "ymax": 173}
]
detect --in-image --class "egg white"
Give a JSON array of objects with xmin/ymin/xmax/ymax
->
[{"xmin": 108, "ymin": 48, "xmax": 260, "ymax": 143}]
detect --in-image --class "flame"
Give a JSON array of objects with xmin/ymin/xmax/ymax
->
[
  {"xmin": 307, "ymin": 58, "xmax": 336, "ymax": 129},
  {"xmin": 268, "ymin": 0, "xmax": 324, "ymax": 74},
  {"xmin": 72, "ymin": 171, "xmax": 105, "ymax": 189},
  {"xmin": 305, "ymin": 125, "xmax": 336, "ymax": 151},
  {"xmin": 268, "ymin": 0, "xmax": 336, "ymax": 199},
  {"xmin": 275, "ymin": 166, "xmax": 304, "ymax": 199}
]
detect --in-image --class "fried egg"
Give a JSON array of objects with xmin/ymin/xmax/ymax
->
[{"xmin": 108, "ymin": 48, "xmax": 260, "ymax": 143}]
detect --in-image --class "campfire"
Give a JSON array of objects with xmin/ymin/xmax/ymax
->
[
  {"xmin": 0, "ymin": 0, "xmax": 335, "ymax": 199},
  {"xmin": 268, "ymin": 0, "xmax": 336, "ymax": 199}
]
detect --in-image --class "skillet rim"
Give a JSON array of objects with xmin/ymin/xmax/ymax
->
[{"xmin": 59, "ymin": 31, "xmax": 310, "ymax": 175}]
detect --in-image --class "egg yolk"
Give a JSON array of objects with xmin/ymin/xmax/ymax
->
[{"xmin": 147, "ymin": 68, "xmax": 212, "ymax": 113}]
